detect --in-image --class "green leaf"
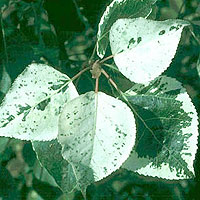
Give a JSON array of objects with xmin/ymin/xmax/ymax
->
[
  {"xmin": 32, "ymin": 139, "xmax": 77, "ymax": 193},
  {"xmin": 109, "ymin": 18, "xmax": 189, "ymax": 84},
  {"xmin": 97, "ymin": 0, "xmax": 157, "ymax": 58},
  {"xmin": 0, "ymin": 66, "xmax": 11, "ymax": 94},
  {"xmin": 58, "ymin": 91, "xmax": 136, "ymax": 190},
  {"xmin": 33, "ymin": 159, "xmax": 58, "ymax": 187},
  {"xmin": 0, "ymin": 137, "xmax": 9, "ymax": 154},
  {"xmin": 0, "ymin": 63, "xmax": 78, "ymax": 141},
  {"xmin": 122, "ymin": 76, "xmax": 198, "ymax": 179}
]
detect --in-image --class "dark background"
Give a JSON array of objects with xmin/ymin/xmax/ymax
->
[{"xmin": 0, "ymin": 0, "xmax": 200, "ymax": 199}]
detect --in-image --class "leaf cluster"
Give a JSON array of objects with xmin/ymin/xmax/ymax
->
[{"xmin": 0, "ymin": 0, "xmax": 199, "ymax": 199}]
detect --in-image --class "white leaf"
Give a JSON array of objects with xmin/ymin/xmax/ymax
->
[
  {"xmin": 0, "ymin": 63, "xmax": 78, "ymax": 141},
  {"xmin": 109, "ymin": 18, "xmax": 189, "ymax": 84},
  {"xmin": 97, "ymin": 0, "xmax": 156, "ymax": 58},
  {"xmin": 58, "ymin": 91, "xmax": 136, "ymax": 185}
]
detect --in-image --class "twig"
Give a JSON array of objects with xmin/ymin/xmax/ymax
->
[
  {"xmin": 99, "ymin": 54, "xmax": 115, "ymax": 64},
  {"xmin": 71, "ymin": 67, "xmax": 90, "ymax": 82},
  {"xmin": 101, "ymin": 69, "xmax": 119, "ymax": 92}
]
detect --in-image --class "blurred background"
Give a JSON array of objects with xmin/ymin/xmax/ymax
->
[{"xmin": 0, "ymin": 0, "xmax": 200, "ymax": 199}]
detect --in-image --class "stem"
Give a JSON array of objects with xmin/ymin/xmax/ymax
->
[
  {"xmin": 99, "ymin": 54, "xmax": 115, "ymax": 64},
  {"xmin": 71, "ymin": 67, "xmax": 90, "ymax": 82},
  {"xmin": 95, "ymin": 78, "xmax": 99, "ymax": 93},
  {"xmin": 101, "ymin": 69, "xmax": 119, "ymax": 92}
]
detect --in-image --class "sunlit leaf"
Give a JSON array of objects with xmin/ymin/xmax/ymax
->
[
  {"xmin": 58, "ymin": 91, "xmax": 136, "ymax": 191},
  {"xmin": 0, "ymin": 63, "xmax": 78, "ymax": 141},
  {"xmin": 109, "ymin": 18, "xmax": 189, "ymax": 84}
]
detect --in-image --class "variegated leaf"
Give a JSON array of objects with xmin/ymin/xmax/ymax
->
[
  {"xmin": 122, "ymin": 76, "xmax": 198, "ymax": 179},
  {"xmin": 0, "ymin": 63, "xmax": 78, "ymax": 141},
  {"xmin": 58, "ymin": 91, "xmax": 136, "ymax": 191},
  {"xmin": 109, "ymin": 18, "xmax": 189, "ymax": 84}
]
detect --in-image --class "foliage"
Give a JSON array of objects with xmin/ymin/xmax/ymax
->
[{"xmin": 0, "ymin": 0, "xmax": 199, "ymax": 199}]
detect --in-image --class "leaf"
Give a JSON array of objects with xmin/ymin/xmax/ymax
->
[
  {"xmin": 23, "ymin": 143, "xmax": 36, "ymax": 167},
  {"xmin": 33, "ymin": 159, "xmax": 59, "ymax": 187},
  {"xmin": 0, "ymin": 66, "xmax": 11, "ymax": 94},
  {"xmin": 97, "ymin": 0, "xmax": 157, "ymax": 58},
  {"xmin": 109, "ymin": 18, "xmax": 190, "ymax": 84},
  {"xmin": 32, "ymin": 139, "xmax": 77, "ymax": 193},
  {"xmin": 122, "ymin": 76, "xmax": 198, "ymax": 179},
  {"xmin": 58, "ymin": 91, "xmax": 136, "ymax": 190},
  {"xmin": 0, "ymin": 137, "xmax": 9, "ymax": 154},
  {"xmin": 0, "ymin": 63, "xmax": 78, "ymax": 141}
]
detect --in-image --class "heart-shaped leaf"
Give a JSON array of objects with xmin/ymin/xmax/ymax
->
[
  {"xmin": 97, "ymin": 0, "xmax": 157, "ymax": 58},
  {"xmin": 109, "ymin": 18, "xmax": 189, "ymax": 84},
  {"xmin": 0, "ymin": 63, "xmax": 78, "ymax": 141},
  {"xmin": 58, "ymin": 91, "xmax": 136, "ymax": 190},
  {"xmin": 122, "ymin": 76, "xmax": 198, "ymax": 179}
]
